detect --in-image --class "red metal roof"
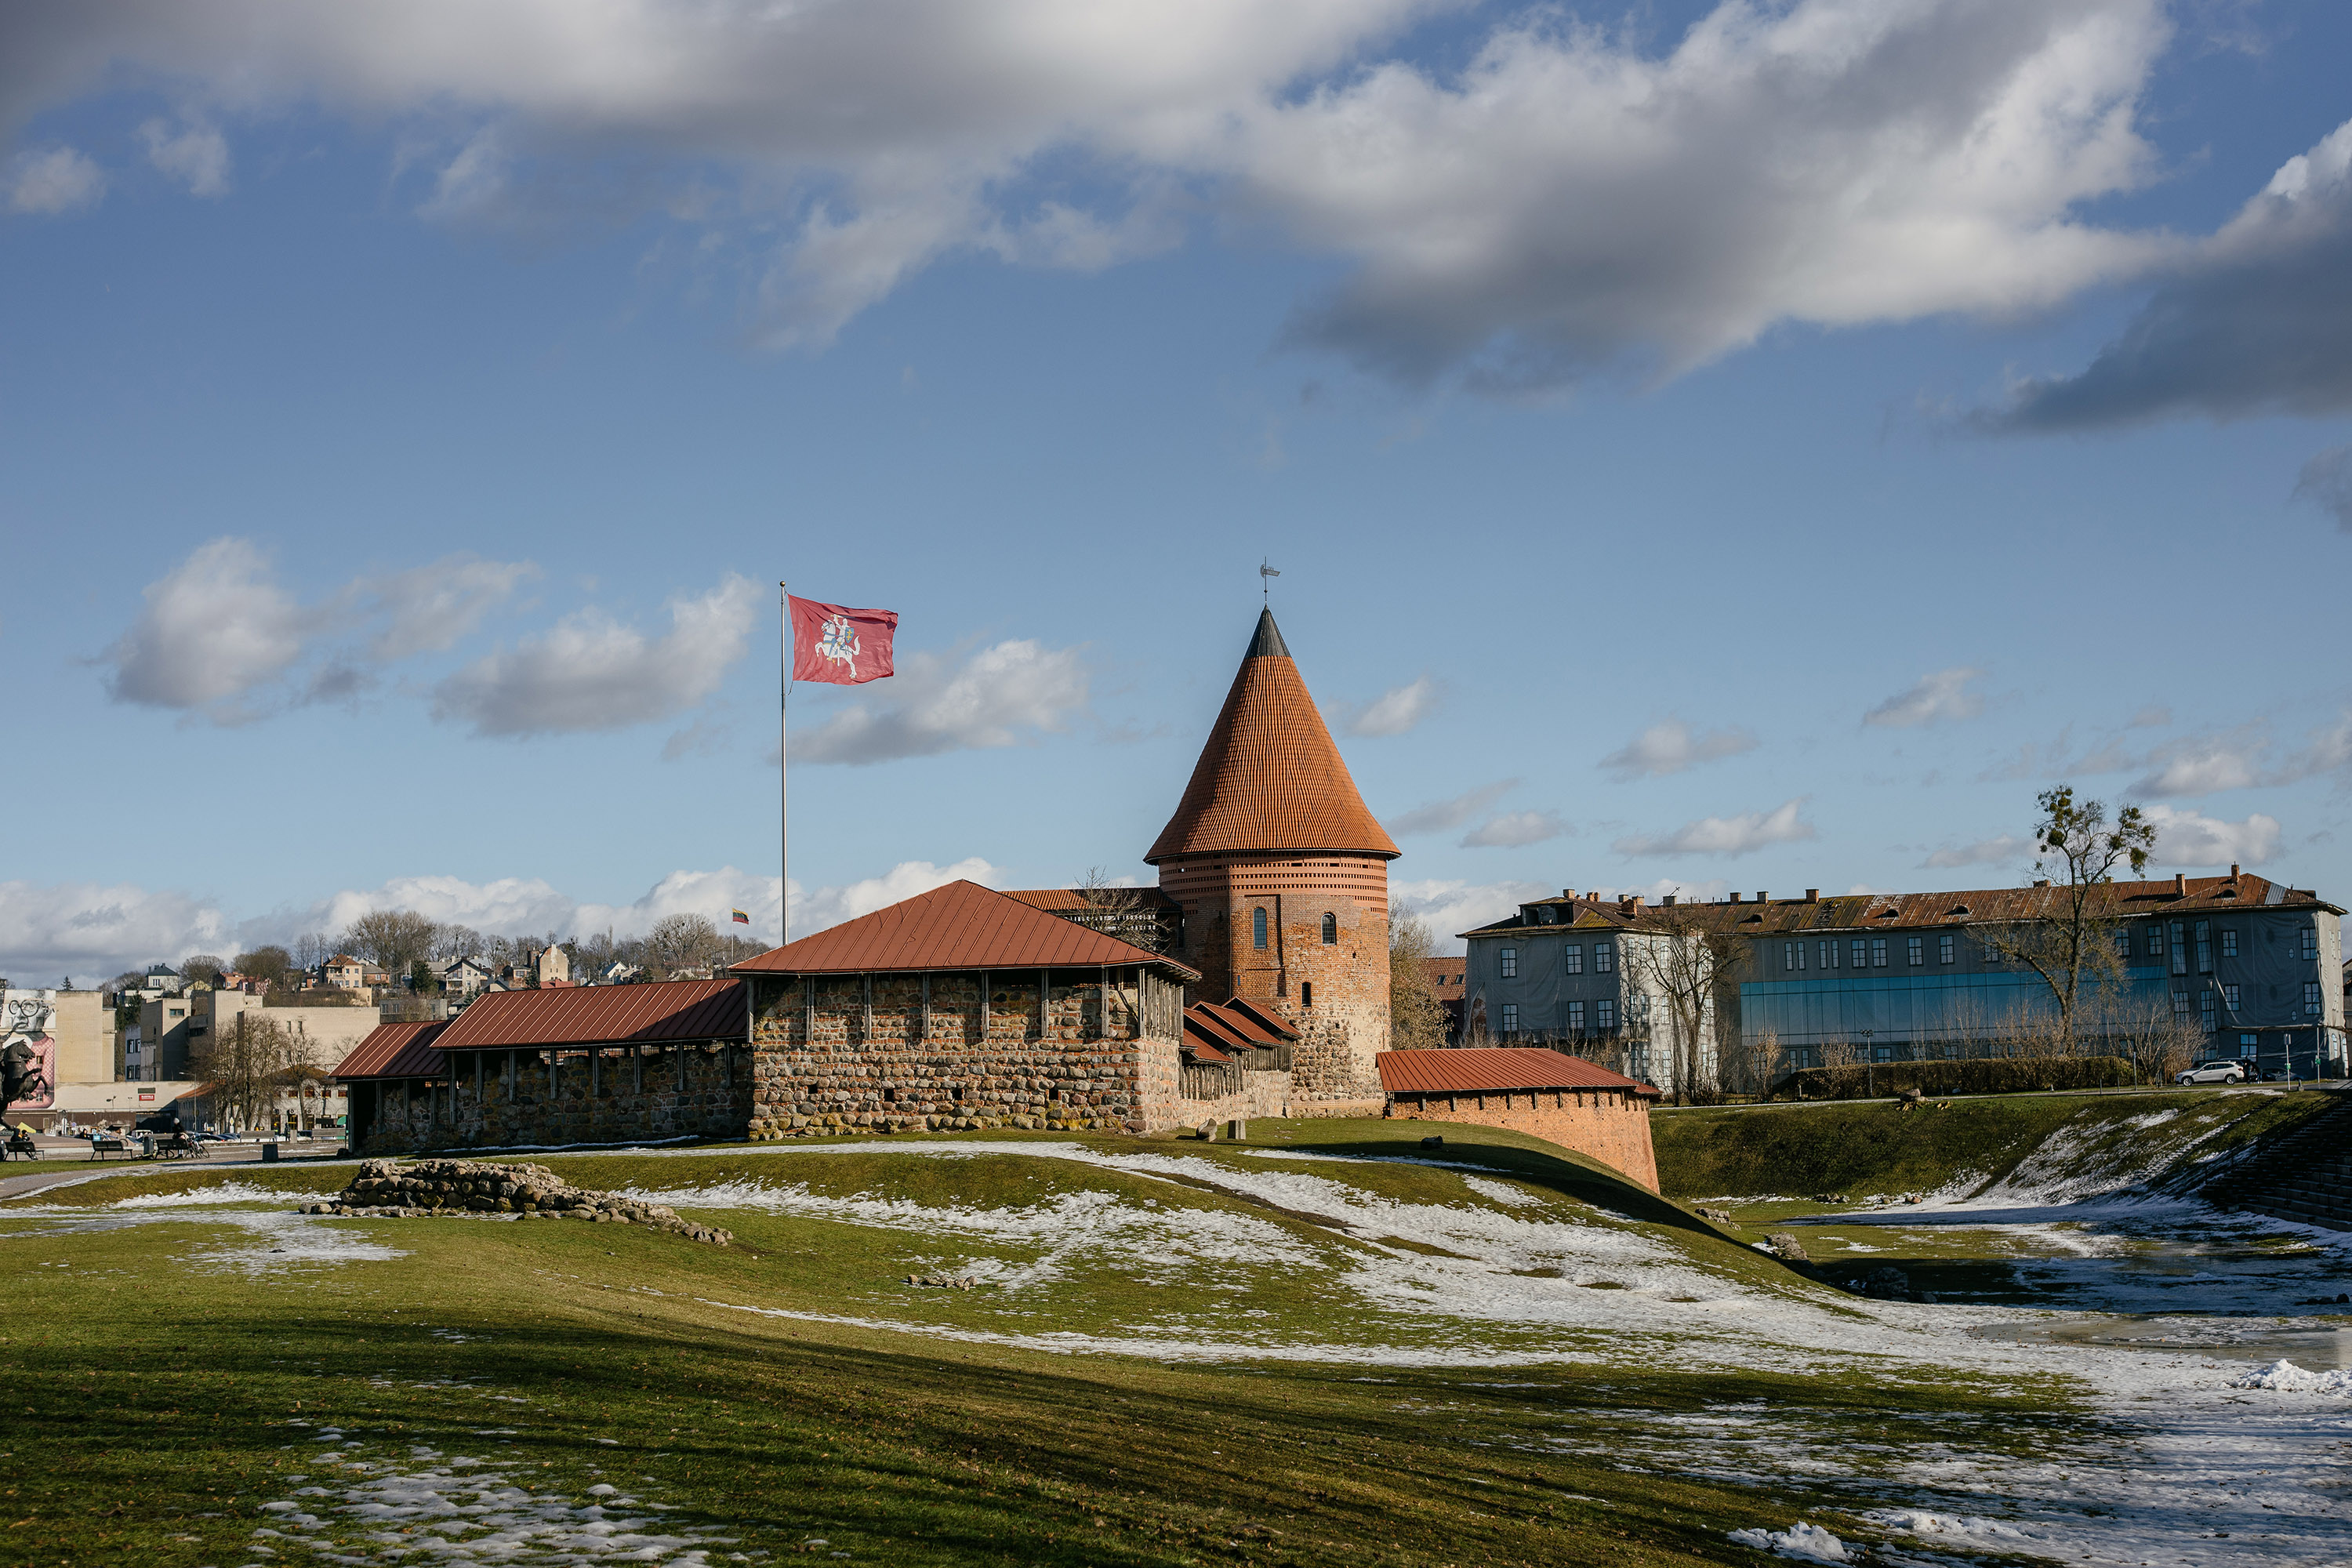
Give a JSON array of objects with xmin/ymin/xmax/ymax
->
[
  {"xmin": 731, "ymin": 880, "xmax": 1198, "ymax": 978},
  {"xmin": 432, "ymin": 978, "xmax": 746, "ymax": 1051},
  {"xmin": 1146, "ymin": 611, "xmax": 1400, "ymax": 864},
  {"xmin": 999, "ymin": 887, "xmax": 1180, "ymax": 913},
  {"xmin": 333, "ymin": 1020, "xmax": 448, "ymax": 1081},
  {"xmin": 1377, "ymin": 1047, "xmax": 1661, "ymax": 1098}
]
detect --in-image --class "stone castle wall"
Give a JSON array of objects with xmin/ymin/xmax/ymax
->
[
  {"xmin": 746, "ymin": 970, "xmax": 1189, "ymax": 1136},
  {"xmin": 354, "ymin": 1043, "xmax": 750, "ymax": 1155},
  {"xmin": 1385, "ymin": 1088, "xmax": 1659, "ymax": 1192}
]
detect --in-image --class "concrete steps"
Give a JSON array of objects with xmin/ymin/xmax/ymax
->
[{"xmin": 2201, "ymin": 1093, "xmax": 2352, "ymax": 1232}]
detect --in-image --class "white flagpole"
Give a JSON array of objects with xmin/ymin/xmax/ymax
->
[
  {"xmin": 779, "ymin": 581, "xmax": 789, "ymax": 948},
  {"xmin": 790, "ymin": 575, "xmax": 800, "ymax": 945}
]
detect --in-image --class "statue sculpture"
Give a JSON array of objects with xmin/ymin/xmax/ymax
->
[{"xmin": 0, "ymin": 1036, "xmax": 33, "ymax": 1113}]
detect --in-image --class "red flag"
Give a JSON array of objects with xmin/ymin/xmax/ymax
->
[{"xmin": 789, "ymin": 597, "xmax": 897, "ymax": 684}]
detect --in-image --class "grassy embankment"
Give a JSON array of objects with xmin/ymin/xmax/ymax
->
[
  {"xmin": 1, "ymin": 1120, "xmax": 2089, "ymax": 1568},
  {"xmin": 1651, "ymin": 1087, "xmax": 2339, "ymax": 1203}
]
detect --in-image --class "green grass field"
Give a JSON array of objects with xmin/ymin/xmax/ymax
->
[{"xmin": 3, "ymin": 1120, "xmax": 2114, "ymax": 1568}]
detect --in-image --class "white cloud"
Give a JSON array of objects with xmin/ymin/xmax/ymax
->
[
  {"xmin": 1388, "ymin": 877, "xmax": 1552, "ymax": 954},
  {"xmin": 790, "ymin": 639, "xmax": 1090, "ymax": 764},
  {"xmin": 0, "ymin": 1, "xmax": 2188, "ymax": 386},
  {"xmin": 1613, "ymin": 799, "xmax": 1815, "ymax": 859},
  {"xmin": 1921, "ymin": 834, "xmax": 2031, "ymax": 869},
  {"xmin": 1864, "ymin": 667, "xmax": 1984, "ymax": 728},
  {"xmin": 101, "ymin": 537, "xmax": 322, "ymax": 722},
  {"xmin": 785, "ymin": 858, "xmax": 1001, "ymax": 935},
  {"xmin": 100, "ymin": 539, "xmax": 542, "ymax": 724},
  {"xmin": 1597, "ymin": 719, "xmax": 1757, "ymax": 781},
  {"xmin": 1338, "ymin": 676, "xmax": 1439, "ymax": 737},
  {"xmin": 432, "ymin": 574, "xmax": 757, "ymax": 737},
  {"xmin": 141, "ymin": 119, "xmax": 230, "ymax": 196},
  {"xmin": 2142, "ymin": 806, "xmax": 2281, "ymax": 867},
  {"xmin": 2132, "ymin": 738, "xmax": 2260, "ymax": 797},
  {"xmin": 1386, "ymin": 779, "xmax": 1517, "ymax": 837},
  {"xmin": 2299, "ymin": 445, "xmax": 2352, "ymax": 531},
  {"xmin": 365, "ymin": 556, "xmax": 539, "ymax": 661},
  {"xmin": 0, "ymin": 880, "xmax": 234, "ymax": 986},
  {"xmin": 6, "ymin": 146, "xmax": 105, "ymax": 214},
  {"xmin": 2126, "ymin": 705, "xmax": 2172, "ymax": 728},
  {"xmin": 1460, "ymin": 810, "xmax": 1567, "ymax": 849}
]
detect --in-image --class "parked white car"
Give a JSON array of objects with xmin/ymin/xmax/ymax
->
[{"xmin": 2176, "ymin": 1061, "xmax": 2248, "ymax": 1085}]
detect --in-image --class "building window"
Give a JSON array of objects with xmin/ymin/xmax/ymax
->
[
  {"xmin": 1820, "ymin": 938, "xmax": 1838, "ymax": 970},
  {"xmin": 1595, "ymin": 942, "xmax": 1614, "ymax": 974},
  {"xmin": 2223, "ymin": 984, "xmax": 2241, "ymax": 1010},
  {"xmin": 1940, "ymin": 934, "xmax": 1955, "ymax": 964},
  {"xmin": 2194, "ymin": 920, "xmax": 2211, "ymax": 975},
  {"xmin": 1500, "ymin": 1003, "xmax": 1518, "ymax": 1034},
  {"xmin": 2169, "ymin": 921, "xmax": 2187, "ymax": 976},
  {"xmin": 1321, "ymin": 913, "xmax": 1338, "ymax": 945},
  {"xmin": 1566, "ymin": 1000, "xmax": 1585, "ymax": 1032},
  {"xmin": 1784, "ymin": 942, "xmax": 1804, "ymax": 972},
  {"xmin": 1301, "ymin": 982, "xmax": 1314, "ymax": 1008},
  {"xmin": 1907, "ymin": 936, "xmax": 1924, "ymax": 967},
  {"xmin": 1852, "ymin": 939, "xmax": 1867, "ymax": 970},
  {"xmin": 1563, "ymin": 945, "xmax": 1583, "ymax": 975},
  {"xmin": 1499, "ymin": 947, "xmax": 1517, "ymax": 978},
  {"xmin": 1981, "ymin": 936, "xmax": 1999, "ymax": 963},
  {"xmin": 2200, "ymin": 991, "xmax": 2216, "ymax": 1030},
  {"xmin": 2299, "ymin": 928, "xmax": 2320, "ymax": 960},
  {"xmin": 2221, "ymin": 929, "xmax": 2238, "ymax": 959},
  {"xmin": 1629, "ymin": 993, "xmax": 1650, "ymax": 1025},
  {"xmin": 2239, "ymin": 1032, "xmax": 2259, "ymax": 1058},
  {"xmin": 2306, "ymin": 982, "xmax": 2324, "ymax": 1017},
  {"xmin": 1252, "ymin": 907, "xmax": 1268, "ymax": 949},
  {"xmin": 2114, "ymin": 930, "xmax": 2131, "ymax": 957},
  {"xmin": 1596, "ymin": 998, "xmax": 1616, "ymax": 1029},
  {"xmin": 1871, "ymin": 938, "xmax": 1888, "ymax": 968},
  {"xmin": 2147, "ymin": 925, "xmax": 2163, "ymax": 957},
  {"xmin": 2172, "ymin": 986, "xmax": 2190, "ymax": 1019}
]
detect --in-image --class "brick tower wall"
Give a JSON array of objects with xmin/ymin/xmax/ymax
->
[{"xmin": 1160, "ymin": 852, "xmax": 1389, "ymax": 1112}]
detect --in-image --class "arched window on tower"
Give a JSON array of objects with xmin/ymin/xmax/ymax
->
[
  {"xmin": 1320, "ymin": 913, "xmax": 1338, "ymax": 945},
  {"xmin": 1252, "ymin": 907, "xmax": 1269, "ymax": 949}
]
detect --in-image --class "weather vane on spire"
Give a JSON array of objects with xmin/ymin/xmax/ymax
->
[{"xmin": 1260, "ymin": 558, "xmax": 1279, "ymax": 604}]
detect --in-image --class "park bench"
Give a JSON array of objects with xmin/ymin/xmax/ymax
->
[
  {"xmin": 2, "ymin": 1131, "xmax": 39, "ymax": 1161},
  {"xmin": 88, "ymin": 1136, "xmax": 140, "ymax": 1161},
  {"xmin": 155, "ymin": 1133, "xmax": 207, "ymax": 1161}
]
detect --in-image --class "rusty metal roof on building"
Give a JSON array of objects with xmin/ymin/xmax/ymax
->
[
  {"xmin": 1377, "ymin": 1046, "xmax": 1661, "ymax": 1098},
  {"xmin": 1182, "ymin": 997, "xmax": 1301, "ymax": 1055},
  {"xmin": 1423, "ymin": 957, "xmax": 1466, "ymax": 990},
  {"xmin": 333, "ymin": 1020, "xmax": 449, "ymax": 1081},
  {"xmin": 1145, "ymin": 610, "xmax": 1400, "ymax": 864},
  {"xmin": 1460, "ymin": 872, "xmax": 2341, "ymax": 941},
  {"xmin": 731, "ymin": 880, "xmax": 1200, "ymax": 978},
  {"xmin": 999, "ymin": 886, "xmax": 1181, "ymax": 913},
  {"xmin": 431, "ymin": 978, "xmax": 746, "ymax": 1051}
]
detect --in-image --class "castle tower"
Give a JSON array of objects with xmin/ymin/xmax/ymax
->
[{"xmin": 1147, "ymin": 609, "xmax": 1399, "ymax": 1109}]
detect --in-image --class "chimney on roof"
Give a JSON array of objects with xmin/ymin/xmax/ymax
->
[
  {"xmin": 2034, "ymin": 879, "xmax": 2050, "ymax": 888},
  {"xmin": 1662, "ymin": 895, "xmax": 1677, "ymax": 907},
  {"xmin": 2230, "ymin": 864, "xmax": 2239, "ymax": 878},
  {"xmin": 1755, "ymin": 891, "xmax": 1769, "ymax": 903},
  {"xmin": 1563, "ymin": 888, "xmax": 1576, "ymax": 899},
  {"xmin": 1729, "ymin": 891, "xmax": 1740, "ymax": 903},
  {"xmin": 2174, "ymin": 873, "xmax": 2187, "ymax": 896},
  {"xmin": 1805, "ymin": 889, "xmax": 1818, "ymax": 902}
]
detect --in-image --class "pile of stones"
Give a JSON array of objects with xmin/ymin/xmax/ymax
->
[{"xmin": 299, "ymin": 1158, "xmax": 731, "ymax": 1246}]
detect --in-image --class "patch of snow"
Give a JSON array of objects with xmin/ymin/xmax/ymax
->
[
  {"xmin": 1726, "ymin": 1522, "xmax": 1849, "ymax": 1562},
  {"xmin": 1864, "ymin": 1508, "xmax": 2034, "ymax": 1542},
  {"xmin": 2230, "ymin": 1359, "xmax": 2352, "ymax": 1396}
]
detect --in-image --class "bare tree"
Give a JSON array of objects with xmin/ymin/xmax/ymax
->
[
  {"xmin": 1623, "ymin": 907, "xmax": 1740, "ymax": 1104},
  {"xmin": 181, "ymin": 954, "xmax": 227, "ymax": 986},
  {"xmin": 290, "ymin": 931, "xmax": 336, "ymax": 971},
  {"xmin": 232, "ymin": 946, "xmax": 294, "ymax": 989},
  {"xmin": 644, "ymin": 913, "xmax": 721, "ymax": 978},
  {"xmin": 1387, "ymin": 907, "xmax": 1449, "ymax": 1051},
  {"xmin": 1986, "ymin": 786, "xmax": 2156, "ymax": 1058},
  {"xmin": 191, "ymin": 1011, "xmax": 307, "ymax": 1133},
  {"xmin": 434, "ymin": 924, "xmax": 486, "ymax": 961},
  {"xmin": 341, "ymin": 909, "xmax": 443, "ymax": 979},
  {"xmin": 1075, "ymin": 866, "xmax": 1166, "ymax": 953}
]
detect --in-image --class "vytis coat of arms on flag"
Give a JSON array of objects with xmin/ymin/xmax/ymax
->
[{"xmin": 788, "ymin": 596, "xmax": 898, "ymax": 685}]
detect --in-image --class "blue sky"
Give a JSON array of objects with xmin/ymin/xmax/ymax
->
[{"xmin": 4, "ymin": 0, "xmax": 2350, "ymax": 980}]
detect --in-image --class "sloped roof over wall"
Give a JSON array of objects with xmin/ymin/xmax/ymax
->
[
  {"xmin": 433, "ymin": 978, "xmax": 745, "ymax": 1051},
  {"xmin": 1377, "ymin": 1047, "xmax": 1660, "ymax": 1098},
  {"xmin": 1146, "ymin": 609, "xmax": 1399, "ymax": 864},
  {"xmin": 732, "ymin": 880, "xmax": 1198, "ymax": 978},
  {"xmin": 333, "ymin": 1020, "xmax": 449, "ymax": 1080},
  {"xmin": 1182, "ymin": 997, "xmax": 1301, "ymax": 1057}
]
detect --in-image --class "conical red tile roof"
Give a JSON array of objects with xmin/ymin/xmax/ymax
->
[{"xmin": 1146, "ymin": 610, "xmax": 1400, "ymax": 863}]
